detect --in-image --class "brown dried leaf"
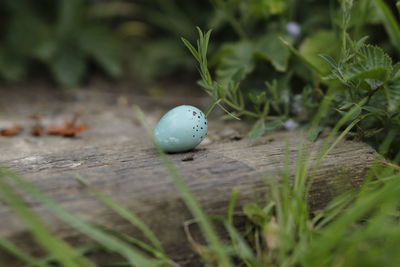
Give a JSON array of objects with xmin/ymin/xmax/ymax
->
[
  {"xmin": 48, "ymin": 112, "xmax": 88, "ymax": 137},
  {"xmin": 29, "ymin": 114, "xmax": 46, "ymax": 137},
  {"xmin": 0, "ymin": 124, "xmax": 23, "ymax": 136},
  {"xmin": 31, "ymin": 126, "xmax": 45, "ymax": 137}
]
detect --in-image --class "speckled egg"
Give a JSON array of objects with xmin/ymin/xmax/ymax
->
[{"xmin": 153, "ymin": 105, "xmax": 208, "ymax": 153}]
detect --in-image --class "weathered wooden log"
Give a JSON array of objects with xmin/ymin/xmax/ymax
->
[{"xmin": 0, "ymin": 131, "xmax": 376, "ymax": 265}]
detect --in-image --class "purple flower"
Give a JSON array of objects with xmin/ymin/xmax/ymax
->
[
  {"xmin": 286, "ymin": 22, "xmax": 301, "ymax": 39},
  {"xmin": 284, "ymin": 119, "xmax": 299, "ymax": 131}
]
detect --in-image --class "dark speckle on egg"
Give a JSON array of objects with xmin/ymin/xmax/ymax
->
[{"xmin": 193, "ymin": 111, "xmax": 197, "ymax": 116}]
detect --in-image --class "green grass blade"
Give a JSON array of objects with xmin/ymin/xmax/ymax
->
[
  {"xmin": 134, "ymin": 106, "xmax": 233, "ymax": 267},
  {"xmin": 227, "ymin": 189, "xmax": 239, "ymax": 225},
  {"xmin": 302, "ymin": 175, "xmax": 400, "ymax": 265},
  {"xmin": 280, "ymin": 37, "xmax": 325, "ymax": 76},
  {"xmin": 372, "ymin": 0, "xmax": 400, "ymax": 53},
  {"xmin": 76, "ymin": 176, "xmax": 165, "ymax": 255},
  {"xmin": 0, "ymin": 168, "xmax": 159, "ymax": 267},
  {"xmin": 0, "ymin": 169, "xmax": 95, "ymax": 267},
  {"xmin": 316, "ymin": 97, "xmax": 367, "ymax": 163},
  {"xmin": 99, "ymin": 229, "xmax": 166, "ymax": 261},
  {"xmin": 0, "ymin": 237, "xmax": 43, "ymax": 266},
  {"xmin": 33, "ymin": 244, "xmax": 105, "ymax": 267},
  {"xmin": 224, "ymin": 223, "xmax": 262, "ymax": 267}
]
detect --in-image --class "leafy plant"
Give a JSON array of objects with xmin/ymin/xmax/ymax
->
[
  {"xmin": 0, "ymin": 0, "xmax": 122, "ymax": 87},
  {"xmin": 182, "ymin": 27, "xmax": 291, "ymax": 137},
  {"xmin": 181, "ymin": 0, "xmax": 400, "ymax": 156},
  {"xmin": 318, "ymin": 35, "xmax": 400, "ymax": 159}
]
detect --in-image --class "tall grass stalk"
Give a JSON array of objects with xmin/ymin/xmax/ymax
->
[
  {"xmin": 0, "ymin": 168, "xmax": 159, "ymax": 267},
  {"xmin": 134, "ymin": 106, "xmax": 233, "ymax": 266}
]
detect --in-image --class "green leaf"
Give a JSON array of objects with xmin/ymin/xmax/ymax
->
[
  {"xmin": 255, "ymin": 32, "xmax": 290, "ymax": 72},
  {"xmin": 7, "ymin": 14, "xmax": 49, "ymax": 57},
  {"xmin": 227, "ymin": 189, "xmax": 239, "ymax": 225},
  {"xmin": 0, "ymin": 237, "xmax": 42, "ymax": 266},
  {"xmin": 345, "ymin": 45, "xmax": 392, "ymax": 82},
  {"xmin": 243, "ymin": 203, "xmax": 270, "ymax": 227},
  {"xmin": 0, "ymin": 47, "xmax": 28, "ymax": 82},
  {"xmin": 281, "ymin": 37, "xmax": 324, "ymax": 76},
  {"xmin": 77, "ymin": 26, "xmax": 122, "ymax": 78},
  {"xmin": 224, "ymin": 223, "xmax": 264, "ymax": 267},
  {"xmin": 57, "ymin": 0, "xmax": 85, "ymax": 36},
  {"xmin": 299, "ymin": 31, "xmax": 341, "ymax": 75},
  {"xmin": 248, "ymin": 120, "xmax": 266, "ymax": 139},
  {"xmin": 50, "ymin": 45, "xmax": 86, "ymax": 88},
  {"xmin": 386, "ymin": 76, "xmax": 400, "ymax": 112},
  {"xmin": 76, "ymin": 177, "xmax": 164, "ymax": 254},
  {"xmin": 216, "ymin": 41, "xmax": 255, "ymax": 86},
  {"xmin": 372, "ymin": 0, "xmax": 400, "ymax": 53},
  {"xmin": 248, "ymin": 119, "xmax": 283, "ymax": 139},
  {"xmin": 181, "ymin": 37, "xmax": 200, "ymax": 62},
  {"xmin": 392, "ymin": 62, "xmax": 400, "ymax": 79},
  {"xmin": 266, "ymin": 0, "xmax": 286, "ymax": 14},
  {"xmin": 0, "ymin": 169, "xmax": 95, "ymax": 267},
  {"xmin": 249, "ymin": 91, "xmax": 266, "ymax": 106},
  {"xmin": 320, "ymin": 54, "xmax": 338, "ymax": 69}
]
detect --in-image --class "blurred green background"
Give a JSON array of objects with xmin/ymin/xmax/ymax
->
[
  {"xmin": 0, "ymin": 0, "xmax": 398, "ymax": 88},
  {"xmin": 0, "ymin": 0, "xmax": 211, "ymax": 87}
]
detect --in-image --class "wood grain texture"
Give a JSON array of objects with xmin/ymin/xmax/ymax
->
[{"xmin": 0, "ymin": 131, "xmax": 376, "ymax": 265}]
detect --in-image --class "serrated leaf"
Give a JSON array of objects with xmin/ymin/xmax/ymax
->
[
  {"xmin": 320, "ymin": 54, "xmax": 338, "ymax": 69},
  {"xmin": 216, "ymin": 41, "xmax": 255, "ymax": 86},
  {"xmin": 256, "ymin": 32, "xmax": 290, "ymax": 72},
  {"xmin": 345, "ymin": 45, "xmax": 392, "ymax": 82}
]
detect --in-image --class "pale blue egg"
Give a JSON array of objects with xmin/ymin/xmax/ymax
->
[{"xmin": 153, "ymin": 105, "xmax": 208, "ymax": 153}]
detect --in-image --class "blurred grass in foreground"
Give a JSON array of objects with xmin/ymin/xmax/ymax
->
[{"xmin": 0, "ymin": 104, "xmax": 400, "ymax": 266}]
